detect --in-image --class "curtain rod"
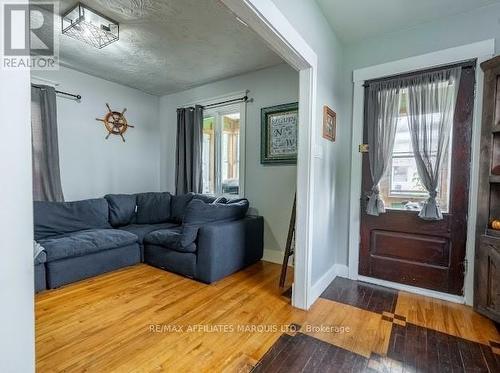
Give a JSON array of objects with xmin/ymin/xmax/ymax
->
[
  {"xmin": 180, "ymin": 95, "xmax": 248, "ymax": 110},
  {"xmin": 363, "ymin": 59, "xmax": 476, "ymax": 88},
  {"xmin": 31, "ymin": 84, "xmax": 82, "ymax": 100}
]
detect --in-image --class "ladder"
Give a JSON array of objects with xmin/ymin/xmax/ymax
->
[{"xmin": 279, "ymin": 194, "xmax": 296, "ymax": 288}]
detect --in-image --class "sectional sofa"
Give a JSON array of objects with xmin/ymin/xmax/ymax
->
[{"xmin": 33, "ymin": 192, "xmax": 264, "ymax": 291}]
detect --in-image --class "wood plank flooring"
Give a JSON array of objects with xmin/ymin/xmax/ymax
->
[{"xmin": 36, "ymin": 262, "xmax": 500, "ymax": 372}]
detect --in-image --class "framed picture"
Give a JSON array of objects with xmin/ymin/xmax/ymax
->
[
  {"xmin": 261, "ymin": 102, "xmax": 298, "ymax": 164},
  {"xmin": 322, "ymin": 105, "xmax": 336, "ymax": 142}
]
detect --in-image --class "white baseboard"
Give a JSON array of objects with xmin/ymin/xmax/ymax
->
[
  {"xmin": 262, "ymin": 249, "xmax": 289, "ymax": 265},
  {"xmin": 333, "ymin": 264, "xmax": 349, "ymax": 278},
  {"xmin": 309, "ymin": 265, "xmax": 336, "ymax": 306}
]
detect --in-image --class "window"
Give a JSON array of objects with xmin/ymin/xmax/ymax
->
[
  {"xmin": 379, "ymin": 89, "xmax": 452, "ymax": 212},
  {"xmin": 202, "ymin": 104, "xmax": 244, "ymax": 196}
]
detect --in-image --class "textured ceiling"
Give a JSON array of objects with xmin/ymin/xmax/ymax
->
[
  {"xmin": 316, "ymin": 0, "xmax": 500, "ymax": 43},
  {"xmin": 52, "ymin": 0, "xmax": 283, "ymax": 95}
]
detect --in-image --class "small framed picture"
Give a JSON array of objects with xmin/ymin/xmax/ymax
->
[
  {"xmin": 322, "ymin": 105, "xmax": 336, "ymax": 142},
  {"xmin": 261, "ymin": 102, "xmax": 298, "ymax": 164}
]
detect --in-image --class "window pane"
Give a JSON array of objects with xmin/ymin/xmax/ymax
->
[
  {"xmin": 221, "ymin": 113, "xmax": 240, "ymax": 195},
  {"xmin": 202, "ymin": 117, "xmax": 215, "ymax": 194},
  {"xmin": 379, "ymin": 114, "xmax": 451, "ymax": 212}
]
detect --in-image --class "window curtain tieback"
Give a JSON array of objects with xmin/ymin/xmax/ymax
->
[
  {"xmin": 418, "ymin": 190, "xmax": 442, "ymax": 220},
  {"xmin": 367, "ymin": 185, "xmax": 385, "ymax": 216}
]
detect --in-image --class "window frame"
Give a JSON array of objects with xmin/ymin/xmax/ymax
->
[{"xmin": 202, "ymin": 102, "xmax": 246, "ymax": 197}]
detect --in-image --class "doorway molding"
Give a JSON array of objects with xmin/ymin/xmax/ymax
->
[
  {"xmin": 222, "ymin": 0, "xmax": 318, "ymax": 309},
  {"xmin": 348, "ymin": 39, "xmax": 495, "ymax": 305}
]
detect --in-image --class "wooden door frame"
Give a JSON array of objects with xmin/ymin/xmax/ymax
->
[
  {"xmin": 348, "ymin": 40, "xmax": 495, "ymax": 305},
  {"xmin": 222, "ymin": 0, "xmax": 319, "ymax": 309}
]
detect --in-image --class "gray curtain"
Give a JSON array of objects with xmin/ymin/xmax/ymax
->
[
  {"xmin": 406, "ymin": 67, "xmax": 461, "ymax": 220},
  {"xmin": 31, "ymin": 85, "xmax": 64, "ymax": 202},
  {"xmin": 366, "ymin": 80, "xmax": 401, "ymax": 216},
  {"xmin": 175, "ymin": 105, "xmax": 203, "ymax": 194}
]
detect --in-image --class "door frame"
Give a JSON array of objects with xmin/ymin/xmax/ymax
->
[
  {"xmin": 222, "ymin": 0, "xmax": 318, "ymax": 309},
  {"xmin": 348, "ymin": 40, "xmax": 495, "ymax": 305}
]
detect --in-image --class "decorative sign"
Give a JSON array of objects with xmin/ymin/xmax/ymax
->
[
  {"xmin": 96, "ymin": 103, "xmax": 134, "ymax": 142},
  {"xmin": 323, "ymin": 105, "xmax": 336, "ymax": 142},
  {"xmin": 261, "ymin": 103, "xmax": 298, "ymax": 164}
]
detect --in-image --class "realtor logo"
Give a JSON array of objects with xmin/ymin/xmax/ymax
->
[{"xmin": 2, "ymin": 2, "xmax": 59, "ymax": 70}]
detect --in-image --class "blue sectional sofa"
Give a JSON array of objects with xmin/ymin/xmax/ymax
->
[{"xmin": 33, "ymin": 192, "xmax": 264, "ymax": 291}]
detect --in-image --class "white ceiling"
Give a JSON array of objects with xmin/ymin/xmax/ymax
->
[
  {"xmin": 316, "ymin": 0, "xmax": 500, "ymax": 44},
  {"xmin": 53, "ymin": 0, "xmax": 283, "ymax": 96}
]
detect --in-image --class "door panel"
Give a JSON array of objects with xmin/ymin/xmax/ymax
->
[
  {"xmin": 370, "ymin": 230, "xmax": 449, "ymax": 266},
  {"xmin": 359, "ymin": 65, "xmax": 476, "ymax": 295}
]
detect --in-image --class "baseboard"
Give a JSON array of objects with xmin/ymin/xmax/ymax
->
[
  {"xmin": 309, "ymin": 265, "xmax": 336, "ymax": 306},
  {"xmin": 333, "ymin": 264, "xmax": 349, "ymax": 278},
  {"xmin": 262, "ymin": 249, "xmax": 291, "ymax": 265},
  {"xmin": 307, "ymin": 264, "xmax": 349, "ymax": 308}
]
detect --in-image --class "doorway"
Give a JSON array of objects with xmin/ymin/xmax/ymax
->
[{"xmin": 359, "ymin": 63, "xmax": 476, "ymax": 295}]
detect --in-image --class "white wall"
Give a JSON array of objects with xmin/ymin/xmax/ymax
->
[
  {"xmin": 270, "ymin": 0, "xmax": 348, "ymax": 285},
  {"xmin": 33, "ymin": 67, "xmax": 161, "ymax": 201},
  {"xmin": 160, "ymin": 64, "xmax": 299, "ymax": 255},
  {"xmin": 0, "ymin": 27, "xmax": 35, "ymax": 373},
  {"xmin": 339, "ymin": 3, "xmax": 500, "ymax": 266}
]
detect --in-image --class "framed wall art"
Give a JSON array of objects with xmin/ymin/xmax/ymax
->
[
  {"xmin": 261, "ymin": 102, "xmax": 298, "ymax": 164},
  {"xmin": 322, "ymin": 105, "xmax": 336, "ymax": 142}
]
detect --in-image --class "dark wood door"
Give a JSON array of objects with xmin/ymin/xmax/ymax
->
[{"xmin": 359, "ymin": 66, "xmax": 476, "ymax": 295}]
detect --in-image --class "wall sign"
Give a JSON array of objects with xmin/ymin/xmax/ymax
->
[{"xmin": 261, "ymin": 102, "xmax": 298, "ymax": 164}]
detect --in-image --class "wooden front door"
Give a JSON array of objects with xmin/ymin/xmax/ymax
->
[{"xmin": 359, "ymin": 65, "xmax": 476, "ymax": 295}]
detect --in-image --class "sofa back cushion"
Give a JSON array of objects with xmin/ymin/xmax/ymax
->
[
  {"xmin": 170, "ymin": 193, "xmax": 194, "ymax": 223},
  {"xmin": 34, "ymin": 198, "xmax": 111, "ymax": 240},
  {"xmin": 183, "ymin": 198, "xmax": 249, "ymax": 225},
  {"xmin": 104, "ymin": 194, "xmax": 137, "ymax": 227},
  {"xmin": 170, "ymin": 193, "xmax": 221, "ymax": 223},
  {"xmin": 136, "ymin": 192, "xmax": 172, "ymax": 224},
  {"xmin": 177, "ymin": 198, "xmax": 249, "ymax": 248}
]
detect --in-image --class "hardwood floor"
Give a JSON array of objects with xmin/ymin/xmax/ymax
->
[{"xmin": 36, "ymin": 262, "xmax": 499, "ymax": 372}]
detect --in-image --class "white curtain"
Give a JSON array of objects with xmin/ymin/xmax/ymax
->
[
  {"xmin": 366, "ymin": 80, "xmax": 401, "ymax": 216},
  {"xmin": 406, "ymin": 67, "xmax": 461, "ymax": 220}
]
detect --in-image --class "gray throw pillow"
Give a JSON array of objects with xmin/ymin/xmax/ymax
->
[{"xmin": 104, "ymin": 194, "xmax": 137, "ymax": 227}]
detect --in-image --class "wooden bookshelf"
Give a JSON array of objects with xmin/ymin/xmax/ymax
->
[{"xmin": 474, "ymin": 55, "xmax": 500, "ymax": 323}]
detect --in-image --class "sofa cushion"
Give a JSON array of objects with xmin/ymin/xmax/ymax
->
[
  {"xmin": 136, "ymin": 192, "xmax": 172, "ymax": 224},
  {"xmin": 170, "ymin": 193, "xmax": 195, "ymax": 223},
  {"xmin": 144, "ymin": 227, "xmax": 197, "ymax": 253},
  {"xmin": 38, "ymin": 229, "xmax": 138, "ymax": 262},
  {"xmin": 34, "ymin": 199, "xmax": 111, "ymax": 241},
  {"xmin": 183, "ymin": 198, "xmax": 249, "ymax": 225},
  {"xmin": 193, "ymin": 193, "xmax": 218, "ymax": 204},
  {"xmin": 104, "ymin": 194, "xmax": 137, "ymax": 227},
  {"xmin": 119, "ymin": 222, "xmax": 179, "ymax": 244}
]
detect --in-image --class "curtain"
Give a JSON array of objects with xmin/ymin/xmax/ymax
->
[
  {"xmin": 31, "ymin": 85, "xmax": 64, "ymax": 202},
  {"xmin": 366, "ymin": 80, "xmax": 401, "ymax": 216},
  {"xmin": 175, "ymin": 105, "xmax": 203, "ymax": 194},
  {"xmin": 406, "ymin": 67, "xmax": 461, "ymax": 220}
]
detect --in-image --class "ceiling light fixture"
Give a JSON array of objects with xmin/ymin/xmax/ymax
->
[{"xmin": 62, "ymin": 3, "xmax": 119, "ymax": 49}]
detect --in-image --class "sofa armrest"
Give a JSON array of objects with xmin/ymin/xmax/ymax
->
[{"xmin": 195, "ymin": 215, "xmax": 264, "ymax": 283}]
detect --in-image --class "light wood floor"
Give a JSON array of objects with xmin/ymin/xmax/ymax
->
[{"xmin": 36, "ymin": 262, "xmax": 499, "ymax": 372}]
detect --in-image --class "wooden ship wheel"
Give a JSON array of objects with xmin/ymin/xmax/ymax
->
[{"xmin": 96, "ymin": 103, "xmax": 134, "ymax": 142}]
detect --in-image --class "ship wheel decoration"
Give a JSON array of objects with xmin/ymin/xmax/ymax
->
[{"xmin": 96, "ymin": 103, "xmax": 134, "ymax": 142}]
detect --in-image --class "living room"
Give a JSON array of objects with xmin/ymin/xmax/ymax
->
[{"xmin": 2, "ymin": 0, "xmax": 500, "ymax": 371}]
